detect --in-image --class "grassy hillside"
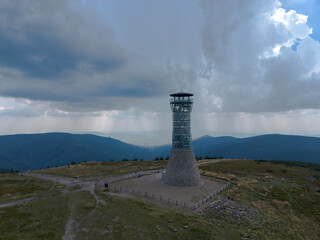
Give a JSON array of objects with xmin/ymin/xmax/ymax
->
[
  {"xmin": 0, "ymin": 174, "xmax": 63, "ymax": 204},
  {"xmin": 199, "ymin": 160, "xmax": 320, "ymax": 239},
  {"xmin": 1, "ymin": 159, "xmax": 319, "ymax": 239},
  {"xmin": 37, "ymin": 160, "xmax": 168, "ymax": 178}
]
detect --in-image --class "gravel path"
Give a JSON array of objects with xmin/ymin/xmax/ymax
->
[
  {"xmin": 17, "ymin": 169, "xmax": 159, "ymax": 239},
  {"xmin": 0, "ymin": 196, "xmax": 40, "ymax": 208},
  {"xmin": 9, "ymin": 159, "xmax": 241, "ymax": 239},
  {"xmin": 19, "ymin": 172, "xmax": 85, "ymax": 188},
  {"xmin": 62, "ymin": 207, "xmax": 76, "ymax": 240},
  {"xmin": 197, "ymin": 158, "xmax": 245, "ymax": 167},
  {"xmin": 0, "ymin": 183, "xmax": 57, "ymax": 209}
]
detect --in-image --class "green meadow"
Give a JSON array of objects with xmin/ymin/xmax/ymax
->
[{"xmin": 0, "ymin": 159, "xmax": 319, "ymax": 239}]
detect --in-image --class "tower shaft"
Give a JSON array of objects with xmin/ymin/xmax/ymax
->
[{"xmin": 163, "ymin": 92, "xmax": 202, "ymax": 187}]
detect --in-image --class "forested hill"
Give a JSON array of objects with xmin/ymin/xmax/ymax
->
[
  {"xmin": 0, "ymin": 133, "xmax": 152, "ymax": 171},
  {"xmin": 0, "ymin": 133, "xmax": 319, "ymax": 171},
  {"xmin": 192, "ymin": 134, "xmax": 320, "ymax": 163}
]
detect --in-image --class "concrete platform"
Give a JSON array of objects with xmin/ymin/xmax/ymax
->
[{"xmin": 110, "ymin": 173, "xmax": 225, "ymax": 208}]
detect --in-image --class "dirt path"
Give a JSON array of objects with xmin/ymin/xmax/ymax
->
[
  {"xmin": 197, "ymin": 158, "xmax": 245, "ymax": 167},
  {"xmin": 6, "ymin": 162, "xmax": 237, "ymax": 211},
  {"xmin": 13, "ymin": 161, "xmax": 240, "ymax": 239},
  {"xmin": 62, "ymin": 207, "xmax": 77, "ymax": 240},
  {"xmin": 17, "ymin": 169, "xmax": 157, "ymax": 239},
  {"xmin": 0, "ymin": 183, "xmax": 57, "ymax": 209},
  {"xmin": 0, "ymin": 196, "xmax": 40, "ymax": 208},
  {"xmin": 18, "ymin": 172, "xmax": 100, "ymax": 240},
  {"xmin": 19, "ymin": 172, "xmax": 85, "ymax": 188}
]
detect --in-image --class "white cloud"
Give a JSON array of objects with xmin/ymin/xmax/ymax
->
[
  {"xmin": 1, "ymin": 0, "xmax": 320, "ymax": 142},
  {"xmin": 270, "ymin": 8, "xmax": 312, "ymax": 46},
  {"xmin": 199, "ymin": 0, "xmax": 320, "ymax": 113}
]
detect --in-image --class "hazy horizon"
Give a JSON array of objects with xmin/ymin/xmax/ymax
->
[{"xmin": 2, "ymin": 130, "xmax": 320, "ymax": 147}]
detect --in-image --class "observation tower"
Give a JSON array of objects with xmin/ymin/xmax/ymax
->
[{"xmin": 162, "ymin": 92, "xmax": 203, "ymax": 187}]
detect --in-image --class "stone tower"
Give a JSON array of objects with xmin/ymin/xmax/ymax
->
[{"xmin": 162, "ymin": 92, "xmax": 203, "ymax": 187}]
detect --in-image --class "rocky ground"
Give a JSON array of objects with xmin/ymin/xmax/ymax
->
[
  {"xmin": 200, "ymin": 195, "xmax": 264, "ymax": 237},
  {"xmin": 199, "ymin": 195, "xmax": 266, "ymax": 240}
]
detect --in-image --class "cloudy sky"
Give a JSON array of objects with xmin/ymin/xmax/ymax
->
[{"xmin": 0, "ymin": 0, "xmax": 320, "ymax": 145}]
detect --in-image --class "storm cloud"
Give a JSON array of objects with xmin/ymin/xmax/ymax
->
[
  {"xmin": 199, "ymin": 0, "xmax": 320, "ymax": 112},
  {"xmin": 0, "ymin": 0, "xmax": 126, "ymax": 77},
  {"xmin": 0, "ymin": 0, "xmax": 176, "ymax": 111},
  {"xmin": 0, "ymin": 0, "xmax": 320, "ymax": 144}
]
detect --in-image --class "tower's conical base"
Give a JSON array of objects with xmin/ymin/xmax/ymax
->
[{"xmin": 163, "ymin": 148, "xmax": 203, "ymax": 187}]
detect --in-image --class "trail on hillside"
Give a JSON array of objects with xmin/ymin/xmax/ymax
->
[
  {"xmin": 18, "ymin": 169, "xmax": 159, "ymax": 239},
  {"xmin": 14, "ymin": 160, "xmax": 239, "ymax": 238},
  {"xmin": 18, "ymin": 172, "xmax": 103, "ymax": 240},
  {"xmin": 5, "ymin": 161, "xmax": 234, "ymax": 211},
  {"xmin": 0, "ymin": 196, "xmax": 40, "ymax": 208},
  {"xmin": 0, "ymin": 183, "xmax": 57, "ymax": 209},
  {"xmin": 62, "ymin": 207, "xmax": 77, "ymax": 240},
  {"xmin": 197, "ymin": 158, "xmax": 245, "ymax": 167}
]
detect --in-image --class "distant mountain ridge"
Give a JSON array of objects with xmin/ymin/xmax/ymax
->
[
  {"xmin": 0, "ymin": 133, "xmax": 152, "ymax": 171},
  {"xmin": 193, "ymin": 134, "xmax": 320, "ymax": 163},
  {"xmin": 0, "ymin": 132, "xmax": 319, "ymax": 171}
]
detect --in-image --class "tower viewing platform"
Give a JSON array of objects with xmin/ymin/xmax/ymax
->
[{"xmin": 170, "ymin": 92, "xmax": 193, "ymax": 149}]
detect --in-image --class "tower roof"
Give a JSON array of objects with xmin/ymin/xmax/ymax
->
[{"xmin": 170, "ymin": 92, "xmax": 193, "ymax": 97}]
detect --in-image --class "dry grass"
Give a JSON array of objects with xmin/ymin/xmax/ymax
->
[
  {"xmin": 37, "ymin": 160, "xmax": 167, "ymax": 178},
  {"xmin": 0, "ymin": 190, "xmax": 95, "ymax": 240},
  {"xmin": 200, "ymin": 159, "xmax": 320, "ymax": 240},
  {"xmin": 2, "ymin": 159, "xmax": 320, "ymax": 239},
  {"xmin": 0, "ymin": 174, "xmax": 60, "ymax": 204},
  {"xmin": 75, "ymin": 192, "xmax": 246, "ymax": 240}
]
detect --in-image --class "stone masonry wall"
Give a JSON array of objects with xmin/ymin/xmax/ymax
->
[{"xmin": 163, "ymin": 148, "xmax": 203, "ymax": 187}]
